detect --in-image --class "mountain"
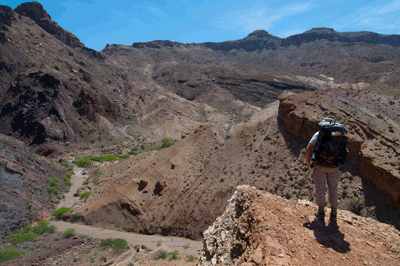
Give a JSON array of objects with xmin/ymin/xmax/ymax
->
[
  {"xmin": 201, "ymin": 28, "xmax": 400, "ymax": 52},
  {"xmin": 0, "ymin": 1, "xmax": 399, "ymax": 244}
]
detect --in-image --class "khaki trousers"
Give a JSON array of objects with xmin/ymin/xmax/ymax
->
[{"xmin": 312, "ymin": 164, "xmax": 340, "ymax": 209}]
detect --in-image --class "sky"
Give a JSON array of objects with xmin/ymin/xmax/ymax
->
[{"xmin": 4, "ymin": 0, "xmax": 400, "ymax": 51}]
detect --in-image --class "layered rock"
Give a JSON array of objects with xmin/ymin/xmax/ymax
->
[{"xmin": 278, "ymin": 88, "xmax": 400, "ymax": 209}]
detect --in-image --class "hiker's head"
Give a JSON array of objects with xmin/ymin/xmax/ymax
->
[{"xmin": 322, "ymin": 118, "xmax": 334, "ymax": 124}]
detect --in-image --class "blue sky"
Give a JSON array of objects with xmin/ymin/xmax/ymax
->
[{"xmin": 4, "ymin": 0, "xmax": 400, "ymax": 51}]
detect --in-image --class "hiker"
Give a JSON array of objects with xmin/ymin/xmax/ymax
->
[{"xmin": 306, "ymin": 118, "xmax": 348, "ymax": 223}]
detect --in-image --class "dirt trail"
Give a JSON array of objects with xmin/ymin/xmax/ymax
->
[
  {"xmin": 52, "ymin": 165, "xmax": 202, "ymax": 257},
  {"xmin": 57, "ymin": 166, "xmax": 86, "ymax": 209},
  {"xmin": 50, "ymin": 221, "xmax": 202, "ymax": 256}
]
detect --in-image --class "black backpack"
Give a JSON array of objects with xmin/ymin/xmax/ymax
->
[{"xmin": 312, "ymin": 121, "xmax": 348, "ymax": 167}]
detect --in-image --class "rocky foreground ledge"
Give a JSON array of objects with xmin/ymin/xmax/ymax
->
[{"xmin": 198, "ymin": 185, "xmax": 400, "ymax": 266}]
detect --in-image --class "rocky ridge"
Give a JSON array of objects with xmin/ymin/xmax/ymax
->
[{"xmin": 198, "ymin": 185, "xmax": 400, "ymax": 265}]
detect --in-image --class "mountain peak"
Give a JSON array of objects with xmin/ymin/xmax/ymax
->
[
  {"xmin": 304, "ymin": 27, "xmax": 337, "ymax": 34},
  {"xmin": 245, "ymin": 29, "xmax": 278, "ymax": 40},
  {"xmin": 14, "ymin": 2, "xmax": 52, "ymax": 21}
]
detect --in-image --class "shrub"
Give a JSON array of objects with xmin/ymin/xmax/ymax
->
[
  {"xmin": 79, "ymin": 191, "xmax": 91, "ymax": 200},
  {"xmin": 75, "ymin": 157, "xmax": 92, "ymax": 167},
  {"xmin": 161, "ymin": 138, "xmax": 174, "ymax": 148},
  {"xmin": 47, "ymin": 186, "xmax": 59, "ymax": 196},
  {"xmin": 343, "ymin": 197, "xmax": 365, "ymax": 215},
  {"xmin": 6, "ymin": 232, "xmax": 36, "ymax": 244},
  {"xmin": 82, "ymin": 146, "xmax": 90, "ymax": 150},
  {"xmin": 156, "ymin": 240, "xmax": 162, "ymax": 247},
  {"xmin": 89, "ymin": 155, "xmax": 118, "ymax": 162},
  {"xmin": 60, "ymin": 162, "xmax": 73, "ymax": 171},
  {"xmin": 51, "ymin": 207, "xmax": 71, "ymax": 219},
  {"xmin": 183, "ymin": 243, "xmax": 190, "ymax": 249},
  {"xmin": 32, "ymin": 221, "xmax": 56, "ymax": 235},
  {"xmin": 99, "ymin": 238, "xmax": 128, "ymax": 253},
  {"xmin": 118, "ymin": 154, "xmax": 130, "ymax": 159},
  {"xmin": 61, "ymin": 228, "xmax": 76, "ymax": 238},
  {"xmin": 63, "ymin": 176, "xmax": 72, "ymax": 186},
  {"xmin": 152, "ymin": 250, "xmax": 167, "ymax": 260},
  {"xmin": 0, "ymin": 248, "xmax": 26, "ymax": 263},
  {"xmin": 167, "ymin": 250, "xmax": 180, "ymax": 261},
  {"xmin": 82, "ymin": 178, "xmax": 90, "ymax": 185},
  {"xmin": 186, "ymin": 255, "xmax": 198, "ymax": 262}
]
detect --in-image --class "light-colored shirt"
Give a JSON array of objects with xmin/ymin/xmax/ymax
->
[{"xmin": 309, "ymin": 132, "xmax": 319, "ymax": 145}]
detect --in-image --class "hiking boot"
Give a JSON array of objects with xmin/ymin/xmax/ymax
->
[
  {"xmin": 314, "ymin": 212, "xmax": 325, "ymax": 221},
  {"xmin": 330, "ymin": 213, "xmax": 337, "ymax": 223}
]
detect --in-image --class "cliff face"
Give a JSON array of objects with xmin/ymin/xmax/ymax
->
[
  {"xmin": 198, "ymin": 185, "xmax": 400, "ymax": 265},
  {"xmin": 0, "ymin": 134, "xmax": 65, "ymax": 233},
  {"xmin": 278, "ymin": 88, "xmax": 400, "ymax": 209},
  {"xmin": 14, "ymin": 2, "xmax": 84, "ymax": 48}
]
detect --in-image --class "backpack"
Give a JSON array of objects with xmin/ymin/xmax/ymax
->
[{"xmin": 312, "ymin": 121, "xmax": 348, "ymax": 167}]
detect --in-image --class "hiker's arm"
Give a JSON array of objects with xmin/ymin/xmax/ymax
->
[{"xmin": 306, "ymin": 143, "xmax": 314, "ymax": 167}]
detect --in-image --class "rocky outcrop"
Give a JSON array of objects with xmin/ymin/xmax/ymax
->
[
  {"xmin": 0, "ymin": 72, "xmax": 76, "ymax": 144},
  {"xmin": 199, "ymin": 186, "xmax": 262, "ymax": 265},
  {"xmin": 0, "ymin": 134, "xmax": 64, "ymax": 232},
  {"xmin": 278, "ymin": 88, "xmax": 400, "ymax": 209},
  {"xmin": 14, "ymin": 2, "xmax": 84, "ymax": 48},
  {"xmin": 198, "ymin": 185, "xmax": 400, "ymax": 265},
  {"xmin": 0, "ymin": 5, "xmax": 13, "ymax": 27}
]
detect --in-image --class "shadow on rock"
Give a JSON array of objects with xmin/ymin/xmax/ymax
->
[{"xmin": 303, "ymin": 219, "xmax": 351, "ymax": 253}]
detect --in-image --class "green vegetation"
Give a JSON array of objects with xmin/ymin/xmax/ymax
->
[
  {"xmin": 0, "ymin": 248, "xmax": 26, "ymax": 264},
  {"xmin": 63, "ymin": 176, "xmax": 72, "ymax": 186},
  {"xmin": 118, "ymin": 154, "xmax": 130, "ymax": 159},
  {"xmin": 156, "ymin": 240, "xmax": 162, "ymax": 247},
  {"xmin": 161, "ymin": 137, "xmax": 174, "ymax": 148},
  {"xmin": 61, "ymin": 228, "xmax": 76, "ymax": 238},
  {"xmin": 98, "ymin": 238, "xmax": 128, "ymax": 254},
  {"xmin": 152, "ymin": 250, "xmax": 168, "ymax": 260},
  {"xmin": 167, "ymin": 250, "xmax": 180, "ymax": 261},
  {"xmin": 46, "ymin": 177, "xmax": 66, "ymax": 198},
  {"xmin": 75, "ymin": 154, "xmax": 129, "ymax": 167},
  {"xmin": 5, "ymin": 221, "xmax": 56, "ymax": 245},
  {"xmin": 183, "ymin": 243, "xmax": 190, "ymax": 249},
  {"xmin": 6, "ymin": 232, "xmax": 36, "ymax": 245},
  {"xmin": 75, "ymin": 157, "xmax": 93, "ymax": 167},
  {"xmin": 31, "ymin": 221, "xmax": 56, "ymax": 235},
  {"xmin": 186, "ymin": 255, "xmax": 198, "ymax": 262},
  {"xmin": 51, "ymin": 207, "xmax": 71, "ymax": 219},
  {"xmin": 60, "ymin": 161, "xmax": 73, "ymax": 171},
  {"xmin": 82, "ymin": 146, "xmax": 90, "ymax": 150},
  {"xmin": 79, "ymin": 191, "xmax": 91, "ymax": 201}
]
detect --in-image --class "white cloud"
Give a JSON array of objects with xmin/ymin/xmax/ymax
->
[
  {"xmin": 147, "ymin": 5, "xmax": 169, "ymax": 19},
  {"xmin": 334, "ymin": 0, "xmax": 400, "ymax": 32},
  {"xmin": 218, "ymin": 1, "xmax": 313, "ymax": 33}
]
